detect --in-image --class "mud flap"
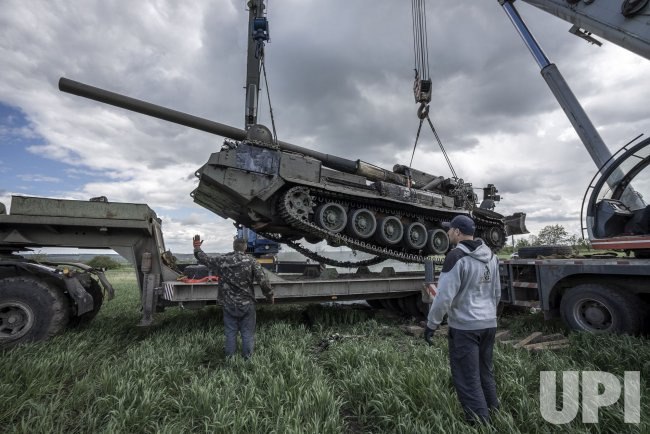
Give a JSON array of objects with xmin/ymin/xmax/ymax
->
[
  {"xmin": 93, "ymin": 270, "xmax": 115, "ymax": 300},
  {"xmin": 63, "ymin": 277, "xmax": 94, "ymax": 315}
]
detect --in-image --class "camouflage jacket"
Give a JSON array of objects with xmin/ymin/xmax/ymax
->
[{"xmin": 194, "ymin": 249, "xmax": 272, "ymax": 306}]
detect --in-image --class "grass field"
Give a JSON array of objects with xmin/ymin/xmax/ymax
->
[{"xmin": 1, "ymin": 267, "xmax": 648, "ymax": 433}]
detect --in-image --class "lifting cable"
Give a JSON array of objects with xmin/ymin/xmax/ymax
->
[
  {"xmin": 409, "ymin": 115, "xmax": 457, "ymax": 180},
  {"xmin": 426, "ymin": 115, "xmax": 457, "ymax": 179},
  {"xmin": 261, "ymin": 60, "xmax": 278, "ymax": 145},
  {"xmin": 412, "ymin": 0, "xmax": 430, "ymax": 85},
  {"xmin": 409, "ymin": 0, "xmax": 457, "ymax": 180}
]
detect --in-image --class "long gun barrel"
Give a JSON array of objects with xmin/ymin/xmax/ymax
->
[
  {"xmin": 59, "ymin": 77, "xmax": 247, "ymax": 142},
  {"xmin": 59, "ymin": 77, "xmax": 405, "ymax": 182}
]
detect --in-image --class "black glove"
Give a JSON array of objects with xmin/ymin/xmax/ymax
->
[{"xmin": 424, "ymin": 326, "xmax": 435, "ymax": 346}]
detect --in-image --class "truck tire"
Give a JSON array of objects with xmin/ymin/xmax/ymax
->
[
  {"xmin": 68, "ymin": 280, "xmax": 104, "ymax": 327},
  {"xmin": 518, "ymin": 245, "xmax": 573, "ymax": 259},
  {"xmin": 396, "ymin": 296, "xmax": 419, "ymax": 318},
  {"xmin": 408, "ymin": 294, "xmax": 426, "ymax": 318},
  {"xmin": 560, "ymin": 284, "xmax": 642, "ymax": 335},
  {"xmin": 380, "ymin": 298, "xmax": 401, "ymax": 313},
  {"xmin": 0, "ymin": 277, "xmax": 69, "ymax": 347},
  {"xmin": 183, "ymin": 264, "xmax": 209, "ymax": 279}
]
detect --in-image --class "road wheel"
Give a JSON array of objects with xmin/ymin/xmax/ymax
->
[
  {"xmin": 375, "ymin": 216, "xmax": 404, "ymax": 246},
  {"xmin": 0, "ymin": 277, "xmax": 69, "ymax": 348},
  {"xmin": 426, "ymin": 228, "xmax": 449, "ymax": 255},
  {"xmin": 347, "ymin": 208, "xmax": 377, "ymax": 239},
  {"xmin": 315, "ymin": 203, "xmax": 347, "ymax": 233},
  {"xmin": 519, "ymin": 245, "xmax": 573, "ymax": 258},
  {"xmin": 482, "ymin": 226, "xmax": 506, "ymax": 250},
  {"xmin": 560, "ymin": 284, "xmax": 642, "ymax": 334},
  {"xmin": 68, "ymin": 280, "xmax": 104, "ymax": 327},
  {"xmin": 402, "ymin": 222, "xmax": 428, "ymax": 250}
]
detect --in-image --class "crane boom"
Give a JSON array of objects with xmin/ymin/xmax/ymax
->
[
  {"xmin": 498, "ymin": 0, "xmax": 647, "ymax": 246},
  {"xmin": 499, "ymin": 0, "xmax": 645, "ymax": 209},
  {"xmin": 245, "ymin": 0, "xmax": 269, "ymax": 128},
  {"xmin": 520, "ymin": 0, "xmax": 650, "ymax": 61}
]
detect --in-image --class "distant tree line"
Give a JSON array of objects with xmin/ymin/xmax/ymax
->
[
  {"xmin": 502, "ymin": 224, "xmax": 591, "ymax": 254},
  {"xmin": 86, "ymin": 255, "xmax": 121, "ymax": 270}
]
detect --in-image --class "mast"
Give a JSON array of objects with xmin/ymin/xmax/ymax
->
[{"xmin": 244, "ymin": 0, "xmax": 270, "ymax": 129}]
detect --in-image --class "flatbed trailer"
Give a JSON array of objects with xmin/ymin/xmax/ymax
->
[
  {"xmin": 3, "ymin": 195, "xmax": 649, "ymax": 348},
  {"xmin": 164, "ymin": 269, "xmax": 425, "ymax": 305},
  {"xmin": 0, "ymin": 195, "xmax": 427, "ymax": 348}
]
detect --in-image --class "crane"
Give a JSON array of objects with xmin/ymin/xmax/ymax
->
[
  {"xmin": 499, "ymin": 0, "xmax": 650, "ymax": 254},
  {"xmin": 520, "ymin": 0, "xmax": 650, "ymax": 61}
]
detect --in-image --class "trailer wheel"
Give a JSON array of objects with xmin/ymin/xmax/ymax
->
[
  {"xmin": 518, "ymin": 245, "xmax": 573, "ymax": 259},
  {"xmin": 380, "ymin": 298, "xmax": 401, "ymax": 313},
  {"xmin": 0, "ymin": 277, "xmax": 69, "ymax": 347},
  {"xmin": 68, "ymin": 280, "xmax": 104, "ymax": 327},
  {"xmin": 394, "ymin": 295, "xmax": 421, "ymax": 318},
  {"xmin": 416, "ymin": 297, "xmax": 430, "ymax": 316},
  {"xmin": 402, "ymin": 294, "xmax": 424, "ymax": 318},
  {"xmin": 560, "ymin": 284, "xmax": 642, "ymax": 335}
]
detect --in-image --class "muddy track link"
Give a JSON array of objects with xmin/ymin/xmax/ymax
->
[
  {"xmin": 269, "ymin": 186, "xmax": 503, "ymax": 265},
  {"xmin": 259, "ymin": 233, "xmax": 389, "ymax": 268}
]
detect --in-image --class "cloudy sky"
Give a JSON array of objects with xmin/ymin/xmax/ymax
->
[{"xmin": 2, "ymin": 0, "xmax": 649, "ymax": 254}]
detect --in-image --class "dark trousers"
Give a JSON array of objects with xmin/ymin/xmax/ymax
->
[
  {"xmin": 448, "ymin": 327, "xmax": 499, "ymax": 423},
  {"xmin": 223, "ymin": 303, "xmax": 256, "ymax": 358}
]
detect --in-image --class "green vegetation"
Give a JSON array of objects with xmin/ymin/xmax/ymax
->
[
  {"xmin": 1, "ymin": 268, "xmax": 648, "ymax": 433},
  {"xmin": 86, "ymin": 255, "xmax": 122, "ymax": 270},
  {"xmin": 511, "ymin": 224, "xmax": 592, "ymax": 253}
]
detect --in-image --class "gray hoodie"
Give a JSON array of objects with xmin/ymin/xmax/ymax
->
[{"xmin": 427, "ymin": 239, "xmax": 501, "ymax": 330}]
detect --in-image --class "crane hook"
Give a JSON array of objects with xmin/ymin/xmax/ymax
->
[{"xmin": 417, "ymin": 102, "xmax": 429, "ymax": 120}]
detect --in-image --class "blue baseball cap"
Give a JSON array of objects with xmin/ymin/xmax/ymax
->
[{"xmin": 442, "ymin": 215, "xmax": 476, "ymax": 235}]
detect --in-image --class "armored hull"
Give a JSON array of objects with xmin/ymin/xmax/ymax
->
[{"xmin": 193, "ymin": 138, "xmax": 526, "ymax": 263}]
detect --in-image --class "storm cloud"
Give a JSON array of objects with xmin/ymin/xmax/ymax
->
[{"xmin": 1, "ymin": 0, "xmax": 649, "ymax": 252}]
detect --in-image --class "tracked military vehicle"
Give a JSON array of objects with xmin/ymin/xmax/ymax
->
[
  {"xmin": 59, "ymin": 78, "xmax": 527, "ymax": 264},
  {"xmin": 56, "ymin": 0, "xmax": 529, "ymax": 266},
  {"xmin": 193, "ymin": 125, "xmax": 528, "ymax": 263}
]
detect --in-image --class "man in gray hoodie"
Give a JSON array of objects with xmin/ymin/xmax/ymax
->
[{"xmin": 424, "ymin": 215, "xmax": 501, "ymax": 424}]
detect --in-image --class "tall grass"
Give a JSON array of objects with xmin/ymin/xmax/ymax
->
[{"xmin": 1, "ymin": 268, "xmax": 648, "ymax": 433}]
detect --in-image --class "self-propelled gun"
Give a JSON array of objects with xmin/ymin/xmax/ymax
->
[{"xmin": 59, "ymin": 77, "xmax": 527, "ymax": 265}]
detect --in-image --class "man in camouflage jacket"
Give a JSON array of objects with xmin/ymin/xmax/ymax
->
[{"xmin": 193, "ymin": 235, "xmax": 273, "ymax": 358}]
